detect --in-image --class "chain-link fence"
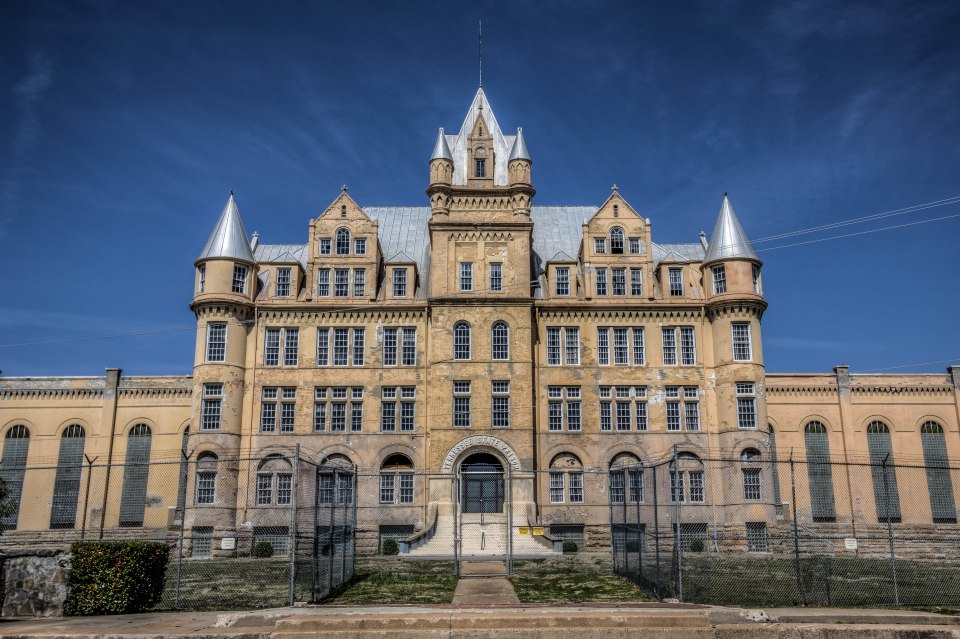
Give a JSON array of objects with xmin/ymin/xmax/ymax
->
[
  {"xmin": 610, "ymin": 451, "xmax": 960, "ymax": 607},
  {"xmin": 0, "ymin": 447, "xmax": 356, "ymax": 610}
]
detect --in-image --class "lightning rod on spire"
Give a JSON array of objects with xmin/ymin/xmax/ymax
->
[{"xmin": 478, "ymin": 19, "xmax": 483, "ymax": 88}]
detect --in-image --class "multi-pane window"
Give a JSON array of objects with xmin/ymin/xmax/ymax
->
[
  {"xmin": 314, "ymin": 387, "xmax": 328, "ymax": 431},
  {"xmin": 314, "ymin": 386, "xmax": 362, "ymax": 432},
  {"xmin": 662, "ymin": 328, "xmax": 677, "ymax": 365},
  {"xmin": 599, "ymin": 386, "xmax": 648, "ymax": 432},
  {"xmin": 354, "ymin": 237, "xmax": 366, "ymax": 255},
  {"xmin": 743, "ymin": 468, "xmax": 762, "ymax": 500},
  {"xmin": 867, "ymin": 421, "xmax": 902, "ymax": 523},
  {"xmin": 334, "ymin": 269, "xmax": 349, "ymax": 296},
  {"xmin": 491, "ymin": 322, "xmax": 509, "ymax": 360},
  {"xmin": 610, "ymin": 227, "xmax": 624, "ymax": 254},
  {"xmin": 665, "ymin": 386, "xmax": 700, "ymax": 431},
  {"xmin": 50, "ymin": 425, "xmax": 85, "ymax": 529},
  {"xmin": 201, "ymin": 384, "xmax": 223, "ymax": 431},
  {"xmin": 383, "ymin": 328, "xmax": 398, "ymax": 366},
  {"xmin": 264, "ymin": 328, "xmax": 298, "ymax": 366},
  {"xmin": 492, "ymin": 381, "xmax": 510, "ymax": 428},
  {"xmin": 547, "ymin": 386, "xmax": 581, "ymax": 432},
  {"xmin": 206, "ymin": 322, "xmax": 226, "ymax": 362},
  {"xmin": 752, "ymin": 265, "xmax": 761, "ymax": 294},
  {"xmin": 547, "ymin": 327, "xmax": 561, "ymax": 365},
  {"xmin": 393, "ymin": 268, "xmax": 407, "ymax": 297},
  {"xmin": 276, "ymin": 267, "xmax": 292, "ymax": 297},
  {"xmin": 381, "ymin": 387, "xmax": 416, "ymax": 432},
  {"xmin": 549, "ymin": 472, "xmax": 584, "ymax": 503},
  {"xmin": 668, "ymin": 267, "xmax": 683, "ymax": 296},
  {"xmin": 352, "ymin": 328, "xmax": 365, "ymax": 365},
  {"xmin": 629, "ymin": 237, "xmax": 641, "ymax": 254},
  {"xmin": 610, "ymin": 468, "xmax": 644, "ymax": 503},
  {"xmin": 260, "ymin": 387, "xmax": 296, "ymax": 433},
  {"xmin": 633, "ymin": 327, "xmax": 645, "ymax": 365},
  {"xmin": 671, "ymin": 470, "xmax": 705, "ymax": 502},
  {"xmin": 119, "ymin": 425, "xmax": 151, "ymax": 527},
  {"xmin": 336, "ymin": 228, "xmax": 350, "ymax": 255},
  {"xmin": 401, "ymin": 328, "xmax": 416, "ymax": 366},
  {"xmin": 197, "ymin": 265, "xmax": 205, "ymax": 293},
  {"xmin": 630, "ymin": 268, "xmax": 642, "ymax": 295},
  {"xmin": 277, "ymin": 473, "xmax": 292, "ymax": 505},
  {"xmin": 460, "ymin": 262, "xmax": 473, "ymax": 292},
  {"xmin": 319, "ymin": 327, "xmax": 365, "ymax": 366},
  {"xmin": 319, "ymin": 238, "xmax": 331, "ymax": 255},
  {"xmin": 598, "ymin": 327, "xmax": 642, "ymax": 367},
  {"xmin": 453, "ymin": 381, "xmax": 471, "ymax": 428},
  {"xmin": 284, "ymin": 328, "xmax": 299, "ymax": 366},
  {"xmin": 353, "ymin": 269, "xmax": 366, "ymax": 297},
  {"xmin": 746, "ymin": 522, "xmax": 768, "ymax": 552},
  {"xmin": 595, "ymin": 268, "xmax": 608, "ymax": 295},
  {"xmin": 594, "ymin": 237, "xmax": 607, "ymax": 254},
  {"xmin": 612, "ymin": 268, "xmax": 626, "ymax": 295},
  {"xmin": 351, "ymin": 393, "xmax": 363, "ymax": 432},
  {"xmin": 736, "ymin": 382, "xmax": 757, "ymax": 429},
  {"xmin": 549, "ymin": 473, "xmax": 565, "ymax": 503},
  {"xmin": 564, "ymin": 327, "xmax": 580, "ymax": 365},
  {"xmin": 804, "ymin": 421, "xmax": 836, "ymax": 521},
  {"xmin": 732, "ymin": 323, "xmax": 753, "ymax": 361},
  {"xmin": 256, "ymin": 474, "xmax": 273, "ymax": 505},
  {"xmin": 454, "ymin": 322, "xmax": 471, "ymax": 360},
  {"xmin": 232, "ymin": 264, "xmax": 247, "ymax": 294},
  {"xmin": 489, "ymin": 262, "xmax": 502, "ymax": 292},
  {"xmin": 920, "ymin": 421, "xmax": 957, "ymax": 523},
  {"xmin": 475, "ymin": 158, "xmax": 486, "ymax": 177},
  {"xmin": 317, "ymin": 327, "xmax": 330, "ymax": 365},
  {"xmin": 317, "ymin": 269, "xmax": 330, "ymax": 296},
  {"xmin": 663, "ymin": 327, "xmax": 696, "ymax": 365},
  {"xmin": 597, "ymin": 328, "xmax": 609, "ymax": 366},
  {"xmin": 712, "ymin": 265, "xmax": 726, "ymax": 294},
  {"xmin": 334, "ymin": 328, "xmax": 349, "ymax": 365},
  {"xmin": 382, "ymin": 327, "xmax": 417, "ymax": 366},
  {"xmin": 613, "ymin": 327, "xmax": 629, "ymax": 364},
  {"xmin": 256, "ymin": 472, "xmax": 293, "ymax": 505},
  {"xmin": 380, "ymin": 473, "xmax": 414, "ymax": 504},
  {"xmin": 196, "ymin": 471, "xmax": 216, "ymax": 505},
  {"xmin": 555, "ymin": 267, "xmax": 570, "ymax": 296}
]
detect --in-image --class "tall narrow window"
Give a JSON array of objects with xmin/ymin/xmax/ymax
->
[
  {"xmin": 668, "ymin": 267, "xmax": 683, "ymax": 296},
  {"xmin": 206, "ymin": 322, "xmax": 226, "ymax": 362},
  {"xmin": 613, "ymin": 328, "xmax": 629, "ymax": 365},
  {"xmin": 264, "ymin": 328, "xmax": 280, "ymax": 366},
  {"xmin": 492, "ymin": 381, "xmax": 510, "ymax": 428},
  {"xmin": 632, "ymin": 327, "xmax": 645, "ymax": 365},
  {"xmin": 276, "ymin": 267, "xmax": 292, "ymax": 297},
  {"xmin": 564, "ymin": 327, "xmax": 580, "ymax": 365},
  {"xmin": 454, "ymin": 322, "xmax": 471, "ymax": 360},
  {"xmin": 50, "ymin": 425, "xmax": 85, "ymax": 529},
  {"xmin": 867, "ymin": 421, "xmax": 901, "ymax": 523},
  {"xmin": 460, "ymin": 263, "xmax": 473, "ymax": 292},
  {"xmin": 732, "ymin": 323, "xmax": 753, "ymax": 361},
  {"xmin": 610, "ymin": 227, "xmax": 624, "ymax": 254},
  {"xmin": 555, "ymin": 267, "xmax": 570, "ymax": 296},
  {"xmin": 334, "ymin": 269, "xmax": 349, "ymax": 297},
  {"xmin": 630, "ymin": 268, "xmax": 642, "ymax": 296},
  {"xmin": 597, "ymin": 328, "xmax": 609, "ymax": 366},
  {"xmin": 680, "ymin": 327, "xmax": 696, "ymax": 365},
  {"xmin": 316, "ymin": 327, "xmax": 330, "ymax": 365},
  {"xmin": 197, "ymin": 265, "xmax": 205, "ymax": 293},
  {"xmin": 336, "ymin": 228, "xmax": 351, "ymax": 255},
  {"xmin": 284, "ymin": 328, "xmax": 299, "ymax": 366},
  {"xmin": 662, "ymin": 328, "xmax": 677, "ymax": 365},
  {"xmin": 333, "ymin": 328, "xmax": 349, "ymax": 366},
  {"xmin": 489, "ymin": 262, "xmax": 503, "ymax": 292},
  {"xmin": 612, "ymin": 268, "xmax": 626, "ymax": 295},
  {"xmin": 752, "ymin": 265, "xmax": 761, "ymax": 294},
  {"xmin": 712, "ymin": 265, "xmax": 726, "ymax": 294},
  {"xmin": 195, "ymin": 453, "xmax": 218, "ymax": 505},
  {"xmin": 353, "ymin": 269, "xmax": 366, "ymax": 297},
  {"xmin": 920, "ymin": 422, "xmax": 956, "ymax": 523},
  {"xmin": 492, "ymin": 321, "xmax": 509, "ymax": 360},
  {"xmin": 176, "ymin": 428, "xmax": 189, "ymax": 513},
  {"xmin": 201, "ymin": 383, "xmax": 223, "ymax": 431},
  {"xmin": 743, "ymin": 468, "xmax": 762, "ymax": 500},
  {"xmin": 401, "ymin": 328, "xmax": 417, "ymax": 366},
  {"xmin": 595, "ymin": 268, "xmax": 608, "ymax": 295},
  {"xmin": 453, "ymin": 381, "xmax": 471, "ymax": 428},
  {"xmin": 804, "ymin": 421, "xmax": 836, "ymax": 521},
  {"xmin": 736, "ymin": 382, "xmax": 757, "ymax": 429},
  {"xmin": 383, "ymin": 328, "xmax": 398, "ymax": 366},
  {"xmin": 119, "ymin": 424, "xmax": 152, "ymax": 527},
  {"xmin": 475, "ymin": 158, "xmax": 486, "ymax": 177},
  {"xmin": 232, "ymin": 264, "xmax": 247, "ymax": 294},
  {"xmin": 546, "ymin": 327, "xmax": 561, "ymax": 366},
  {"xmin": 393, "ymin": 268, "xmax": 407, "ymax": 297},
  {"xmin": 352, "ymin": 328, "xmax": 365, "ymax": 366},
  {"xmin": 317, "ymin": 269, "xmax": 330, "ymax": 297}
]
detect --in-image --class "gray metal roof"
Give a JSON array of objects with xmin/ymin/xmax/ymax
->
[
  {"xmin": 364, "ymin": 206, "xmax": 432, "ymax": 273},
  {"xmin": 446, "ymin": 88, "xmax": 516, "ymax": 187},
  {"xmin": 430, "ymin": 128, "xmax": 453, "ymax": 161},
  {"xmin": 703, "ymin": 194, "xmax": 759, "ymax": 263},
  {"xmin": 530, "ymin": 206, "xmax": 597, "ymax": 275},
  {"xmin": 652, "ymin": 242, "xmax": 706, "ymax": 268},
  {"xmin": 255, "ymin": 243, "xmax": 309, "ymax": 268},
  {"xmin": 508, "ymin": 127, "xmax": 531, "ymax": 162},
  {"xmin": 197, "ymin": 194, "xmax": 256, "ymax": 263}
]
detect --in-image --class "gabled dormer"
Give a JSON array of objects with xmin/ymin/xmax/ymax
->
[
  {"xmin": 307, "ymin": 189, "xmax": 380, "ymax": 302},
  {"xmin": 580, "ymin": 189, "xmax": 652, "ymax": 301}
]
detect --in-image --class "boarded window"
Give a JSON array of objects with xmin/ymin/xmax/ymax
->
[
  {"xmin": 0, "ymin": 425, "xmax": 30, "ymax": 530},
  {"xmin": 119, "ymin": 424, "xmax": 152, "ymax": 527},
  {"xmin": 920, "ymin": 421, "xmax": 956, "ymax": 523},
  {"xmin": 50, "ymin": 425, "xmax": 86, "ymax": 529},
  {"xmin": 866, "ymin": 421, "xmax": 901, "ymax": 523},
  {"xmin": 804, "ymin": 421, "xmax": 836, "ymax": 522}
]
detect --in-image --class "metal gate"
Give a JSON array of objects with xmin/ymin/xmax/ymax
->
[{"xmin": 453, "ymin": 465, "xmax": 512, "ymax": 576}]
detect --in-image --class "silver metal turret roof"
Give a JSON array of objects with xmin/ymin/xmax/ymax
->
[
  {"xmin": 445, "ymin": 87, "xmax": 516, "ymax": 186},
  {"xmin": 197, "ymin": 193, "xmax": 256, "ymax": 263},
  {"xmin": 508, "ymin": 127, "xmax": 531, "ymax": 161},
  {"xmin": 703, "ymin": 194, "xmax": 759, "ymax": 263},
  {"xmin": 430, "ymin": 128, "xmax": 454, "ymax": 161}
]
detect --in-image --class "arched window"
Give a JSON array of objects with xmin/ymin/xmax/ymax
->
[
  {"xmin": 670, "ymin": 452, "xmax": 705, "ymax": 503},
  {"xmin": 176, "ymin": 427, "xmax": 190, "ymax": 513},
  {"xmin": 335, "ymin": 227, "xmax": 351, "ymax": 255},
  {"xmin": 453, "ymin": 322, "xmax": 471, "ymax": 360},
  {"xmin": 610, "ymin": 227, "xmax": 625, "ymax": 254},
  {"xmin": 803, "ymin": 421, "xmax": 836, "ymax": 521},
  {"xmin": 380, "ymin": 454, "xmax": 414, "ymax": 505},
  {"xmin": 741, "ymin": 448, "xmax": 761, "ymax": 461},
  {"xmin": 119, "ymin": 424, "xmax": 152, "ymax": 527},
  {"xmin": 609, "ymin": 453, "xmax": 643, "ymax": 503},
  {"xmin": 491, "ymin": 321, "xmax": 509, "ymax": 361},
  {"xmin": 195, "ymin": 452, "xmax": 218, "ymax": 505},
  {"xmin": 256, "ymin": 454, "xmax": 292, "ymax": 506},
  {"xmin": 50, "ymin": 425, "xmax": 85, "ymax": 529},
  {"xmin": 549, "ymin": 453, "xmax": 583, "ymax": 504},
  {"xmin": 920, "ymin": 421, "xmax": 956, "ymax": 523},
  {"xmin": 866, "ymin": 420, "xmax": 901, "ymax": 523},
  {"xmin": 1, "ymin": 425, "xmax": 30, "ymax": 530},
  {"xmin": 318, "ymin": 454, "xmax": 354, "ymax": 505},
  {"xmin": 740, "ymin": 449, "xmax": 762, "ymax": 501}
]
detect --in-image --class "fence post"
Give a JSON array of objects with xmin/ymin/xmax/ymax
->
[
  {"xmin": 174, "ymin": 450, "xmax": 191, "ymax": 610},
  {"xmin": 789, "ymin": 453, "xmax": 805, "ymax": 605},
  {"xmin": 80, "ymin": 455, "xmax": 97, "ymax": 540},
  {"xmin": 636, "ymin": 466, "xmax": 643, "ymax": 585},
  {"xmin": 652, "ymin": 461, "xmax": 661, "ymax": 600},
  {"xmin": 288, "ymin": 444, "xmax": 300, "ymax": 607},
  {"xmin": 326, "ymin": 469, "xmax": 336, "ymax": 595},
  {"xmin": 673, "ymin": 445, "xmax": 683, "ymax": 602},
  {"xmin": 882, "ymin": 455, "xmax": 899, "ymax": 606},
  {"xmin": 339, "ymin": 470, "xmax": 348, "ymax": 586}
]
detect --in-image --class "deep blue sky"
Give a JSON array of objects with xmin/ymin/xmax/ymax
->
[{"xmin": 1, "ymin": 0, "xmax": 959, "ymax": 377}]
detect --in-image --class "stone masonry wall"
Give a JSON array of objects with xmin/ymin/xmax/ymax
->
[{"xmin": 1, "ymin": 550, "xmax": 71, "ymax": 617}]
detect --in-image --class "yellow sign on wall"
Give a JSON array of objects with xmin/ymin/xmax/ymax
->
[
  {"xmin": 518, "ymin": 527, "xmax": 530, "ymax": 535},
  {"xmin": 532, "ymin": 527, "xmax": 544, "ymax": 536}
]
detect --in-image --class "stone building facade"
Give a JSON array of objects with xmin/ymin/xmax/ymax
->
[{"xmin": 1, "ymin": 88, "xmax": 958, "ymax": 555}]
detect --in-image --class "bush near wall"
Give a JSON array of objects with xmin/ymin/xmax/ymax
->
[{"xmin": 63, "ymin": 542, "xmax": 170, "ymax": 616}]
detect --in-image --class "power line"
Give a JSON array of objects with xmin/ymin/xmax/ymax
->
[
  {"xmin": 856, "ymin": 357, "xmax": 960, "ymax": 373},
  {"xmin": 757, "ymin": 212, "xmax": 960, "ymax": 253}
]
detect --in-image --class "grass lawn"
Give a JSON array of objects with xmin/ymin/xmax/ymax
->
[
  {"xmin": 511, "ymin": 557, "xmax": 650, "ymax": 604},
  {"xmin": 323, "ymin": 560, "xmax": 458, "ymax": 605},
  {"xmin": 160, "ymin": 557, "xmax": 291, "ymax": 610}
]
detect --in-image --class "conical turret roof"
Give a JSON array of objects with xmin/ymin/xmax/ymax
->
[
  {"xmin": 197, "ymin": 193, "xmax": 256, "ymax": 263},
  {"xmin": 703, "ymin": 194, "xmax": 759, "ymax": 263},
  {"xmin": 430, "ymin": 128, "xmax": 453, "ymax": 161},
  {"xmin": 508, "ymin": 127, "xmax": 531, "ymax": 161}
]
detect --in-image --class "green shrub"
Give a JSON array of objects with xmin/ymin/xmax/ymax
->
[
  {"xmin": 64, "ymin": 541, "xmax": 169, "ymax": 616},
  {"xmin": 252, "ymin": 541, "xmax": 274, "ymax": 558},
  {"xmin": 381, "ymin": 538, "xmax": 399, "ymax": 555},
  {"xmin": 688, "ymin": 539, "xmax": 705, "ymax": 552},
  {"xmin": 562, "ymin": 540, "xmax": 579, "ymax": 554}
]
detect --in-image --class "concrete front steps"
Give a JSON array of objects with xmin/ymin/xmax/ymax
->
[{"xmin": 405, "ymin": 505, "xmax": 555, "ymax": 558}]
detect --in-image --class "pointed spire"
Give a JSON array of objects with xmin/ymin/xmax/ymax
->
[
  {"xmin": 508, "ymin": 127, "xmax": 531, "ymax": 161},
  {"xmin": 197, "ymin": 193, "xmax": 256, "ymax": 263},
  {"xmin": 703, "ymin": 193, "xmax": 759, "ymax": 263},
  {"xmin": 430, "ymin": 127, "xmax": 453, "ymax": 161}
]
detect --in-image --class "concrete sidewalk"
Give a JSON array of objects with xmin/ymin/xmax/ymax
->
[{"xmin": 0, "ymin": 605, "xmax": 958, "ymax": 639}]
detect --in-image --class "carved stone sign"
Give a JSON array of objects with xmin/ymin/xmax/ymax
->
[{"xmin": 441, "ymin": 435, "xmax": 522, "ymax": 472}]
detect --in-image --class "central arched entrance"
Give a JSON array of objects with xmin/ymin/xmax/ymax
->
[{"xmin": 460, "ymin": 452, "xmax": 504, "ymax": 514}]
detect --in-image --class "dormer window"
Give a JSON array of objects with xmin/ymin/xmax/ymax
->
[
  {"xmin": 610, "ymin": 227, "xmax": 624, "ymax": 254},
  {"xmin": 335, "ymin": 228, "xmax": 351, "ymax": 255},
  {"xmin": 319, "ymin": 238, "xmax": 331, "ymax": 255},
  {"xmin": 354, "ymin": 238, "xmax": 367, "ymax": 255},
  {"xmin": 668, "ymin": 267, "xmax": 683, "ymax": 296},
  {"xmin": 276, "ymin": 268, "xmax": 292, "ymax": 297},
  {"xmin": 475, "ymin": 158, "xmax": 486, "ymax": 178}
]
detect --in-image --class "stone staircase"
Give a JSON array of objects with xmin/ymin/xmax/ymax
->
[{"xmin": 405, "ymin": 505, "xmax": 555, "ymax": 558}]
